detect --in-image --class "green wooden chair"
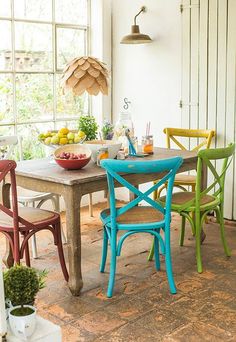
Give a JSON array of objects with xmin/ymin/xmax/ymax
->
[{"xmin": 149, "ymin": 143, "xmax": 235, "ymax": 273}]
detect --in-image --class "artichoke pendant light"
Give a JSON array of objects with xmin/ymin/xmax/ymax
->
[
  {"xmin": 120, "ymin": 6, "xmax": 152, "ymax": 44},
  {"xmin": 61, "ymin": 56, "xmax": 109, "ymax": 96}
]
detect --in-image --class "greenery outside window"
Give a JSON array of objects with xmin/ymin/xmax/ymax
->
[{"xmin": 0, "ymin": 0, "xmax": 89, "ymax": 159}]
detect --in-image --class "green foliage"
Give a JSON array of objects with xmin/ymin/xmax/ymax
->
[
  {"xmin": 101, "ymin": 121, "xmax": 114, "ymax": 140},
  {"xmin": 4, "ymin": 265, "xmax": 47, "ymax": 307},
  {"xmin": 78, "ymin": 115, "xmax": 98, "ymax": 141}
]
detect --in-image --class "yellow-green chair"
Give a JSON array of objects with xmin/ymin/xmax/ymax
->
[
  {"xmin": 150, "ymin": 143, "xmax": 235, "ymax": 273},
  {"xmin": 149, "ymin": 128, "xmax": 215, "ymax": 257},
  {"xmin": 153, "ymin": 128, "xmax": 215, "ymax": 200}
]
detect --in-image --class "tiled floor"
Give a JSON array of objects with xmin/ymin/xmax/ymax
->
[{"xmin": 1, "ymin": 202, "xmax": 236, "ymax": 341}]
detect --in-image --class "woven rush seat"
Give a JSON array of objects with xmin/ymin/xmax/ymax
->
[
  {"xmin": 159, "ymin": 191, "xmax": 218, "ymax": 210},
  {"xmin": 174, "ymin": 174, "xmax": 196, "ymax": 184},
  {"xmin": 0, "ymin": 207, "xmax": 58, "ymax": 229},
  {"xmin": 101, "ymin": 206, "xmax": 164, "ymax": 224}
]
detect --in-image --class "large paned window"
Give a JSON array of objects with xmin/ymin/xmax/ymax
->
[{"xmin": 0, "ymin": 0, "xmax": 89, "ymax": 159}]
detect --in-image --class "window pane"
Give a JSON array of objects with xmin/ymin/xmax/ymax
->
[
  {"xmin": 14, "ymin": 0, "xmax": 52, "ymax": 21},
  {"xmin": 56, "ymin": 27, "xmax": 85, "ymax": 70},
  {"xmin": 0, "ymin": 74, "xmax": 13, "ymax": 124},
  {"xmin": 56, "ymin": 74, "xmax": 88, "ymax": 118},
  {"xmin": 0, "ymin": 21, "xmax": 12, "ymax": 70},
  {"xmin": 0, "ymin": 125, "xmax": 14, "ymax": 137},
  {"xmin": 15, "ymin": 23, "xmax": 52, "ymax": 71},
  {"xmin": 0, "ymin": 0, "xmax": 11, "ymax": 17},
  {"xmin": 16, "ymin": 74, "xmax": 53, "ymax": 123},
  {"xmin": 17, "ymin": 122, "xmax": 54, "ymax": 160},
  {"xmin": 55, "ymin": 0, "xmax": 87, "ymax": 25},
  {"xmin": 55, "ymin": 121, "xmax": 78, "ymax": 131}
]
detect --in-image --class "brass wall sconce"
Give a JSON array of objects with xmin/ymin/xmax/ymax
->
[{"xmin": 120, "ymin": 6, "xmax": 152, "ymax": 44}]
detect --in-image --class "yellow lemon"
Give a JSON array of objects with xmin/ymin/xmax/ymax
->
[
  {"xmin": 51, "ymin": 135, "xmax": 59, "ymax": 145},
  {"xmin": 59, "ymin": 127, "xmax": 69, "ymax": 135},
  {"xmin": 78, "ymin": 130, "xmax": 85, "ymax": 138},
  {"xmin": 67, "ymin": 132, "xmax": 75, "ymax": 140},
  {"xmin": 44, "ymin": 137, "xmax": 52, "ymax": 145},
  {"xmin": 38, "ymin": 133, "xmax": 45, "ymax": 140},
  {"xmin": 44, "ymin": 132, "xmax": 52, "ymax": 138},
  {"xmin": 57, "ymin": 132, "xmax": 64, "ymax": 138},
  {"xmin": 74, "ymin": 135, "xmax": 81, "ymax": 143},
  {"xmin": 59, "ymin": 137, "xmax": 68, "ymax": 145}
]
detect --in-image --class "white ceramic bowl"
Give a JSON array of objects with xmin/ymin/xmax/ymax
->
[{"xmin": 83, "ymin": 140, "xmax": 122, "ymax": 162}]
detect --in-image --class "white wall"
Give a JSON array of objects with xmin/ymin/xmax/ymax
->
[
  {"xmin": 112, "ymin": 0, "xmax": 182, "ymax": 144},
  {"xmin": 111, "ymin": 0, "xmax": 182, "ymax": 201}
]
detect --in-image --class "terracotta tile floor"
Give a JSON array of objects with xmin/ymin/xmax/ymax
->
[{"xmin": 1, "ymin": 202, "xmax": 236, "ymax": 341}]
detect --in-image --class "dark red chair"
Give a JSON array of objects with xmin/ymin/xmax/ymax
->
[{"xmin": 0, "ymin": 160, "xmax": 68, "ymax": 281}]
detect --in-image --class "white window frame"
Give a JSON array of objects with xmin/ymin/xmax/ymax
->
[{"xmin": 0, "ymin": 0, "xmax": 91, "ymax": 133}]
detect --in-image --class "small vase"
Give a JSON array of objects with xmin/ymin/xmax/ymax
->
[{"xmin": 9, "ymin": 305, "xmax": 37, "ymax": 341}]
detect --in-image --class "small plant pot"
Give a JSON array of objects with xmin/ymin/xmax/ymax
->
[{"xmin": 9, "ymin": 305, "xmax": 36, "ymax": 340}]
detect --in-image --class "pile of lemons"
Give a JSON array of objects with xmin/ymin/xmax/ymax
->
[{"xmin": 38, "ymin": 128, "xmax": 86, "ymax": 145}]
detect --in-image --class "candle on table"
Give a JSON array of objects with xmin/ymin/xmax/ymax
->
[{"xmin": 0, "ymin": 258, "xmax": 7, "ymax": 340}]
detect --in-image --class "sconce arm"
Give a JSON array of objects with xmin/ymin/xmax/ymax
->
[{"xmin": 134, "ymin": 6, "xmax": 146, "ymax": 25}]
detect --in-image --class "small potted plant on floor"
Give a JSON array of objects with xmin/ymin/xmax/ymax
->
[
  {"xmin": 4, "ymin": 265, "xmax": 47, "ymax": 340},
  {"xmin": 78, "ymin": 115, "xmax": 99, "ymax": 141}
]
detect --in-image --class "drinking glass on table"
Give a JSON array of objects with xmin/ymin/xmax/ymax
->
[{"xmin": 141, "ymin": 135, "xmax": 154, "ymax": 154}]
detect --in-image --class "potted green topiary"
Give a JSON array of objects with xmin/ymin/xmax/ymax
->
[
  {"xmin": 4, "ymin": 265, "xmax": 47, "ymax": 340},
  {"xmin": 78, "ymin": 115, "xmax": 99, "ymax": 141}
]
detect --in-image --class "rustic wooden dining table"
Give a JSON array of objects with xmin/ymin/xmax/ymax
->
[{"xmin": 4, "ymin": 147, "xmax": 206, "ymax": 296}]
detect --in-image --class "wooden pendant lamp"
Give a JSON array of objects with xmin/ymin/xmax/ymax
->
[{"xmin": 61, "ymin": 56, "xmax": 109, "ymax": 96}]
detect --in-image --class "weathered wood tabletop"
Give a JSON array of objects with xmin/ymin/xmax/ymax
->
[{"xmin": 8, "ymin": 147, "xmax": 204, "ymax": 296}]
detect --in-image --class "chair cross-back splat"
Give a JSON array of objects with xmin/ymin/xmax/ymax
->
[
  {"xmin": 154, "ymin": 128, "xmax": 215, "ymax": 199},
  {"xmin": 0, "ymin": 160, "xmax": 68, "ymax": 281},
  {"xmin": 100, "ymin": 157, "xmax": 183, "ymax": 297},
  {"xmin": 165, "ymin": 128, "xmax": 215, "ymax": 151}
]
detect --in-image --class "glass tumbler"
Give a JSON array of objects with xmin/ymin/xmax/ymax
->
[{"xmin": 141, "ymin": 135, "xmax": 154, "ymax": 154}]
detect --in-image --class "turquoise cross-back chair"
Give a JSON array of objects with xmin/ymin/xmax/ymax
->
[{"xmin": 100, "ymin": 156, "xmax": 183, "ymax": 297}]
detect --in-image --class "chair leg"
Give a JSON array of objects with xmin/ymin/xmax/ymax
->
[
  {"xmin": 31, "ymin": 234, "xmax": 38, "ymax": 259},
  {"xmin": 55, "ymin": 224, "xmax": 69, "ymax": 282},
  {"xmin": 24, "ymin": 240, "xmax": 31, "ymax": 267},
  {"xmin": 156, "ymin": 184, "xmax": 166, "ymax": 200},
  {"xmin": 218, "ymin": 207, "xmax": 231, "ymax": 257},
  {"xmin": 100, "ymin": 228, "xmax": 108, "ymax": 273},
  {"xmin": 50, "ymin": 195, "xmax": 67, "ymax": 244},
  {"xmin": 89, "ymin": 193, "xmax": 93, "ymax": 217},
  {"xmin": 147, "ymin": 240, "xmax": 154, "ymax": 261},
  {"xmin": 154, "ymin": 236, "xmax": 160, "ymax": 270},
  {"xmin": 31, "ymin": 201, "xmax": 39, "ymax": 258},
  {"xmin": 153, "ymin": 181, "xmax": 158, "ymax": 201},
  {"xmin": 107, "ymin": 232, "xmax": 117, "ymax": 298},
  {"xmin": 195, "ymin": 211, "xmax": 203, "ymax": 273},
  {"xmin": 179, "ymin": 216, "xmax": 186, "ymax": 246},
  {"xmin": 165, "ymin": 230, "xmax": 176, "ymax": 294}
]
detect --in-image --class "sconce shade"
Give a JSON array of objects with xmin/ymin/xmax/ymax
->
[
  {"xmin": 121, "ymin": 25, "xmax": 152, "ymax": 44},
  {"xmin": 61, "ymin": 56, "xmax": 109, "ymax": 96},
  {"xmin": 120, "ymin": 6, "xmax": 152, "ymax": 45}
]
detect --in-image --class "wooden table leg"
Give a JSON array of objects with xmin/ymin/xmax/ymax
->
[{"xmin": 63, "ymin": 186, "xmax": 83, "ymax": 296}]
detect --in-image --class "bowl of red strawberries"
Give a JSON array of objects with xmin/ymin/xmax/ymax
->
[{"xmin": 54, "ymin": 145, "xmax": 92, "ymax": 170}]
